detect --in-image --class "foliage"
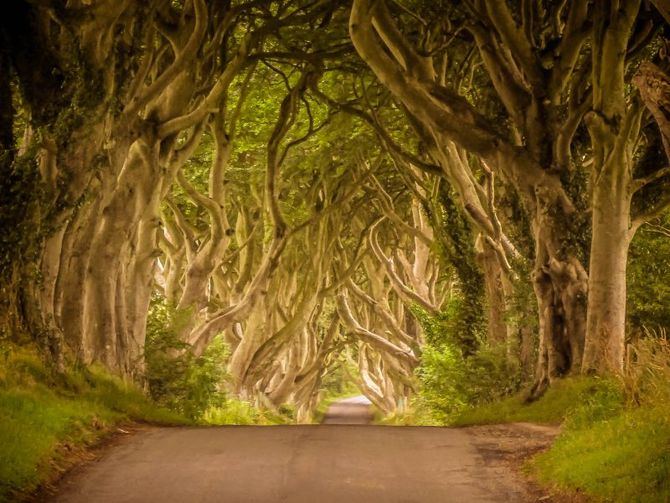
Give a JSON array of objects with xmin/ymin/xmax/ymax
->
[
  {"xmin": 413, "ymin": 300, "xmax": 520, "ymax": 423},
  {"xmin": 428, "ymin": 185, "xmax": 487, "ymax": 356},
  {"xmin": 415, "ymin": 344, "xmax": 521, "ymax": 423},
  {"xmin": 0, "ymin": 344, "xmax": 186, "ymax": 501},
  {"xmin": 627, "ymin": 219, "xmax": 670, "ymax": 332},
  {"xmin": 0, "ymin": 146, "xmax": 44, "ymax": 281},
  {"xmin": 203, "ymin": 399, "xmax": 290, "ymax": 425},
  {"xmin": 144, "ymin": 297, "xmax": 229, "ymax": 421},
  {"xmin": 319, "ymin": 358, "xmax": 359, "ymax": 398},
  {"xmin": 373, "ymin": 398, "xmax": 438, "ymax": 426}
]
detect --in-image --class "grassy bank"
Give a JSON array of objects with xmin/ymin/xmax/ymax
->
[
  {"xmin": 0, "ymin": 346, "xmax": 188, "ymax": 502},
  {"xmin": 453, "ymin": 377, "xmax": 670, "ymax": 502},
  {"xmin": 533, "ymin": 403, "xmax": 670, "ymax": 502},
  {"xmin": 203, "ymin": 399, "xmax": 292, "ymax": 425}
]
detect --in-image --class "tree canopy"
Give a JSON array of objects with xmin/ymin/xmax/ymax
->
[{"xmin": 1, "ymin": 0, "xmax": 670, "ymax": 421}]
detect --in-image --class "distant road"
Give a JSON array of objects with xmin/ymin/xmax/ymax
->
[
  {"xmin": 321, "ymin": 395, "xmax": 374, "ymax": 424},
  {"xmin": 50, "ymin": 398, "xmax": 555, "ymax": 503}
]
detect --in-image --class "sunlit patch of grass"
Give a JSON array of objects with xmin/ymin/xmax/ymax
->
[
  {"xmin": 374, "ymin": 398, "xmax": 440, "ymax": 426},
  {"xmin": 202, "ymin": 399, "xmax": 290, "ymax": 425},
  {"xmin": 0, "ymin": 345, "xmax": 187, "ymax": 501},
  {"xmin": 532, "ymin": 404, "xmax": 670, "ymax": 502},
  {"xmin": 452, "ymin": 376, "xmax": 622, "ymax": 426}
]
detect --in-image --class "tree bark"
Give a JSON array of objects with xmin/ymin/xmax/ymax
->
[
  {"xmin": 582, "ymin": 0, "xmax": 642, "ymax": 375},
  {"xmin": 582, "ymin": 176, "xmax": 631, "ymax": 374}
]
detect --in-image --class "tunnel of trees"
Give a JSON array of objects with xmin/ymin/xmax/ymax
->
[{"xmin": 1, "ymin": 0, "xmax": 670, "ymax": 423}]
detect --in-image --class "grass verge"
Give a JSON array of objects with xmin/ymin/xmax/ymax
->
[
  {"xmin": 532, "ymin": 404, "xmax": 670, "ymax": 502},
  {"xmin": 452, "ymin": 377, "xmax": 621, "ymax": 426},
  {"xmin": 203, "ymin": 399, "xmax": 293, "ymax": 425},
  {"xmin": 0, "ymin": 345, "xmax": 188, "ymax": 502},
  {"xmin": 453, "ymin": 376, "xmax": 670, "ymax": 502}
]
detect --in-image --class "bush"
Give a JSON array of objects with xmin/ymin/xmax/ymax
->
[
  {"xmin": 416, "ymin": 343, "xmax": 521, "ymax": 423},
  {"xmin": 144, "ymin": 297, "xmax": 229, "ymax": 420},
  {"xmin": 203, "ymin": 399, "xmax": 264, "ymax": 425},
  {"xmin": 412, "ymin": 297, "xmax": 521, "ymax": 423}
]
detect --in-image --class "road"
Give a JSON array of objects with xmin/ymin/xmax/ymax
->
[
  {"xmin": 321, "ymin": 394, "xmax": 374, "ymax": 424},
  {"xmin": 49, "ymin": 397, "xmax": 552, "ymax": 503}
]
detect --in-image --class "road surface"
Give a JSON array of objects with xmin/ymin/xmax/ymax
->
[
  {"xmin": 321, "ymin": 395, "xmax": 374, "ymax": 424},
  {"xmin": 49, "ymin": 397, "xmax": 554, "ymax": 503}
]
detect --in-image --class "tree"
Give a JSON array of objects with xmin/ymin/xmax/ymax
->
[
  {"xmin": 349, "ymin": 0, "xmax": 670, "ymax": 387},
  {"xmin": 349, "ymin": 0, "xmax": 592, "ymax": 393}
]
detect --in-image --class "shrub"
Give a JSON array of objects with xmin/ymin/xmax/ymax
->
[
  {"xmin": 203, "ymin": 399, "xmax": 262, "ymax": 425},
  {"xmin": 415, "ymin": 343, "xmax": 521, "ymax": 423},
  {"xmin": 413, "ymin": 299, "xmax": 521, "ymax": 423},
  {"xmin": 144, "ymin": 296, "xmax": 229, "ymax": 420}
]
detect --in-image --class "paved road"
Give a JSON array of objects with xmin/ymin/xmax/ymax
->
[
  {"xmin": 321, "ymin": 395, "xmax": 374, "ymax": 424},
  {"xmin": 50, "ymin": 397, "xmax": 538, "ymax": 503}
]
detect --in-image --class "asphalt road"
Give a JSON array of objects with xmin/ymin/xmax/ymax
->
[
  {"xmin": 321, "ymin": 395, "xmax": 374, "ymax": 424},
  {"xmin": 50, "ymin": 397, "xmax": 537, "ymax": 503}
]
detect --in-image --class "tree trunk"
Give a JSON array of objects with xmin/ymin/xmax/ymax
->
[
  {"xmin": 477, "ymin": 237, "xmax": 509, "ymax": 347},
  {"xmin": 581, "ymin": 0, "xmax": 642, "ymax": 375},
  {"xmin": 528, "ymin": 202, "xmax": 588, "ymax": 397},
  {"xmin": 582, "ymin": 168, "xmax": 632, "ymax": 374}
]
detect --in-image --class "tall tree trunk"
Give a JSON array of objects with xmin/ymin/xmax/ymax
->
[
  {"xmin": 583, "ymin": 174, "xmax": 631, "ymax": 373},
  {"xmin": 581, "ymin": 0, "xmax": 641, "ymax": 375}
]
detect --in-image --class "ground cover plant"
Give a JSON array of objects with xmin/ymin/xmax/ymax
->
[
  {"xmin": 452, "ymin": 334, "xmax": 670, "ymax": 502},
  {"xmin": 0, "ymin": 345, "xmax": 186, "ymax": 501}
]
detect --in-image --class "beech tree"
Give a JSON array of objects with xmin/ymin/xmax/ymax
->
[
  {"xmin": 3, "ymin": 0, "xmax": 670, "ymax": 422},
  {"xmin": 349, "ymin": 0, "xmax": 670, "ymax": 389}
]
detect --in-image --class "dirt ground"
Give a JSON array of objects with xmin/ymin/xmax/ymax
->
[{"xmin": 463, "ymin": 422, "xmax": 589, "ymax": 502}]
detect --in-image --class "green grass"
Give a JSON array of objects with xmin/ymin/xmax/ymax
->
[
  {"xmin": 452, "ymin": 377, "xmax": 622, "ymax": 426},
  {"xmin": 203, "ymin": 399, "xmax": 292, "ymax": 425},
  {"xmin": 453, "ymin": 376, "xmax": 670, "ymax": 502},
  {"xmin": 533, "ymin": 404, "xmax": 670, "ymax": 502},
  {"xmin": 0, "ymin": 346, "xmax": 188, "ymax": 502}
]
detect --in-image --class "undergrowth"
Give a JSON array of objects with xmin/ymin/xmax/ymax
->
[
  {"xmin": 531, "ymin": 332, "xmax": 670, "ymax": 503},
  {"xmin": 144, "ymin": 297, "xmax": 293, "ymax": 425},
  {"xmin": 0, "ymin": 344, "xmax": 187, "ymax": 502},
  {"xmin": 144, "ymin": 298, "xmax": 229, "ymax": 421},
  {"xmin": 203, "ymin": 399, "xmax": 290, "ymax": 425}
]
